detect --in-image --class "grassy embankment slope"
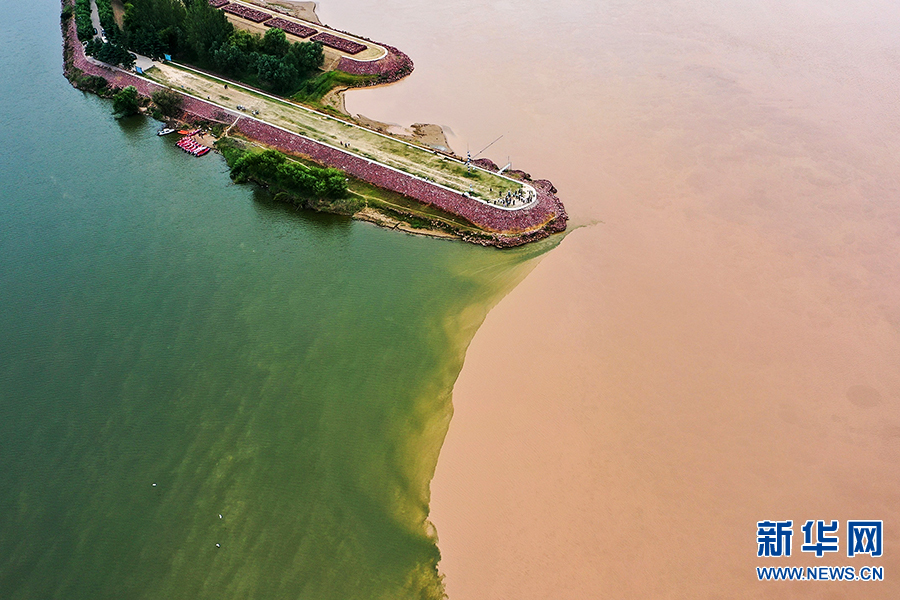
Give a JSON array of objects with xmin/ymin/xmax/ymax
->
[
  {"xmin": 217, "ymin": 137, "xmax": 487, "ymax": 236},
  {"xmin": 143, "ymin": 62, "xmax": 525, "ymax": 203}
]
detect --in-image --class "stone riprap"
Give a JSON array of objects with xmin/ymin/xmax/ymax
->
[
  {"xmin": 234, "ymin": 118, "xmax": 567, "ymax": 243},
  {"xmin": 336, "ymin": 44, "xmax": 414, "ymax": 84},
  {"xmin": 61, "ymin": 0, "xmax": 566, "ymax": 246}
]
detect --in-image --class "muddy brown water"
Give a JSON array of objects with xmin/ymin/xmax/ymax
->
[{"xmin": 335, "ymin": 0, "xmax": 900, "ymax": 597}]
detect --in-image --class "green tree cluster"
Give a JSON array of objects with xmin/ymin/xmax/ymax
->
[
  {"xmin": 213, "ymin": 27, "xmax": 324, "ymax": 93},
  {"xmin": 112, "ymin": 85, "xmax": 141, "ymax": 116},
  {"xmin": 122, "ymin": 0, "xmax": 189, "ymax": 59},
  {"xmin": 85, "ymin": 38, "xmax": 136, "ymax": 68},
  {"xmin": 74, "ymin": 0, "xmax": 94, "ymax": 41},
  {"xmin": 231, "ymin": 150, "xmax": 347, "ymax": 199},
  {"xmin": 150, "ymin": 88, "xmax": 183, "ymax": 118},
  {"xmin": 122, "ymin": 0, "xmax": 232, "ymax": 61},
  {"xmin": 95, "ymin": 0, "xmax": 121, "ymax": 43},
  {"xmin": 117, "ymin": 0, "xmax": 322, "ymax": 94}
]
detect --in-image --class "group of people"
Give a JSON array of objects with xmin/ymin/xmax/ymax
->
[{"xmin": 491, "ymin": 187, "xmax": 533, "ymax": 208}]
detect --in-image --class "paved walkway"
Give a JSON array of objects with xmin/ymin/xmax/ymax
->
[{"xmin": 88, "ymin": 0, "xmax": 101, "ymax": 40}]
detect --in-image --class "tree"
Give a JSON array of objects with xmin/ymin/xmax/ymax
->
[
  {"xmin": 123, "ymin": 0, "xmax": 187, "ymax": 58},
  {"xmin": 214, "ymin": 42, "xmax": 251, "ymax": 77},
  {"xmin": 229, "ymin": 29, "xmax": 260, "ymax": 54},
  {"xmin": 112, "ymin": 86, "xmax": 140, "ymax": 116},
  {"xmin": 74, "ymin": 0, "xmax": 94, "ymax": 41},
  {"xmin": 255, "ymin": 54, "xmax": 299, "ymax": 93},
  {"xmin": 286, "ymin": 41, "xmax": 323, "ymax": 77},
  {"xmin": 262, "ymin": 28, "xmax": 289, "ymax": 57},
  {"xmin": 151, "ymin": 89, "xmax": 183, "ymax": 118},
  {"xmin": 183, "ymin": 1, "xmax": 233, "ymax": 64},
  {"xmin": 86, "ymin": 39, "xmax": 136, "ymax": 69}
]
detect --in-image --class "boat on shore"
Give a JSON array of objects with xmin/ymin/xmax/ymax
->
[{"xmin": 176, "ymin": 136, "xmax": 210, "ymax": 157}]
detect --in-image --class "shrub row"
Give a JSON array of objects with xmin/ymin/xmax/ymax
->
[
  {"xmin": 310, "ymin": 32, "xmax": 366, "ymax": 55},
  {"xmin": 222, "ymin": 3, "xmax": 271, "ymax": 23},
  {"xmin": 264, "ymin": 17, "xmax": 315, "ymax": 39}
]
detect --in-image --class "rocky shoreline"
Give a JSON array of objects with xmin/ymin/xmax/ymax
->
[{"xmin": 60, "ymin": 0, "xmax": 567, "ymax": 247}]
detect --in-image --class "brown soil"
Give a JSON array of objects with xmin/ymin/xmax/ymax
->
[
  {"xmin": 320, "ymin": 86, "xmax": 349, "ymax": 114},
  {"xmin": 194, "ymin": 133, "xmax": 218, "ymax": 147},
  {"xmin": 245, "ymin": 0, "xmax": 321, "ymax": 24},
  {"xmin": 353, "ymin": 114, "xmax": 453, "ymax": 153}
]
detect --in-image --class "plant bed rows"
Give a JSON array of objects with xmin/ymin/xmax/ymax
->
[
  {"xmin": 310, "ymin": 32, "xmax": 366, "ymax": 55},
  {"xmin": 264, "ymin": 17, "xmax": 316, "ymax": 38},
  {"xmin": 222, "ymin": 3, "xmax": 271, "ymax": 22},
  {"xmin": 208, "ymin": 0, "xmax": 229, "ymax": 8}
]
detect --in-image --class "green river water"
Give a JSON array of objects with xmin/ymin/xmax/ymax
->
[{"xmin": 0, "ymin": 4, "xmax": 556, "ymax": 598}]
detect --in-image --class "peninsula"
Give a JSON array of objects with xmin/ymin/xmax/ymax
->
[{"xmin": 61, "ymin": 0, "xmax": 567, "ymax": 246}]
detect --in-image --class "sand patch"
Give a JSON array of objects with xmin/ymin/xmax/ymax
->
[
  {"xmin": 354, "ymin": 114, "xmax": 452, "ymax": 152},
  {"xmin": 245, "ymin": 0, "xmax": 321, "ymax": 24}
]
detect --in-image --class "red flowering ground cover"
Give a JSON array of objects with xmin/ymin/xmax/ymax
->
[
  {"xmin": 208, "ymin": 0, "xmax": 229, "ymax": 8},
  {"xmin": 222, "ymin": 3, "xmax": 270, "ymax": 23},
  {"xmin": 263, "ymin": 17, "xmax": 316, "ymax": 38},
  {"xmin": 62, "ymin": 6, "xmax": 565, "ymax": 245},
  {"xmin": 310, "ymin": 32, "xmax": 366, "ymax": 55},
  {"xmin": 335, "ymin": 44, "xmax": 413, "ymax": 85},
  {"xmin": 234, "ymin": 118, "xmax": 567, "ymax": 242}
]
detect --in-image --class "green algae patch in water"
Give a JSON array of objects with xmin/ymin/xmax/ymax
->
[{"xmin": 0, "ymin": 6, "xmax": 556, "ymax": 598}]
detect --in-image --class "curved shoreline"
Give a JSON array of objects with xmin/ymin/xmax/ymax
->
[{"xmin": 60, "ymin": 0, "xmax": 566, "ymax": 247}]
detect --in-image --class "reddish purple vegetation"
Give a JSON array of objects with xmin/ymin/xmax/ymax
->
[
  {"xmin": 61, "ymin": 4, "xmax": 566, "ymax": 246},
  {"xmin": 234, "ymin": 118, "xmax": 566, "ymax": 243},
  {"xmin": 471, "ymin": 158, "xmax": 499, "ymax": 171},
  {"xmin": 336, "ymin": 44, "xmax": 414, "ymax": 85},
  {"xmin": 208, "ymin": 0, "xmax": 229, "ymax": 8},
  {"xmin": 263, "ymin": 17, "xmax": 315, "ymax": 38},
  {"xmin": 310, "ymin": 32, "xmax": 366, "ymax": 55},
  {"xmin": 222, "ymin": 3, "xmax": 270, "ymax": 22}
]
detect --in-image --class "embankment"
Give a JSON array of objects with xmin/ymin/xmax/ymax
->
[
  {"xmin": 60, "ymin": 0, "xmax": 566, "ymax": 247},
  {"xmin": 336, "ymin": 43, "xmax": 413, "ymax": 85}
]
